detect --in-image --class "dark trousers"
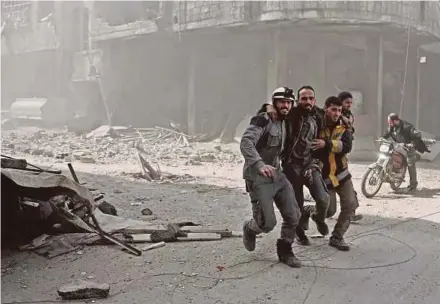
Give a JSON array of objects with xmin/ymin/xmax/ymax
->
[
  {"xmin": 245, "ymin": 171, "xmax": 301, "ymax": 243},
  {"xmin": 283, "ymin": 164, "xmax": 329, "ymax": 235},
  {"xmin": 325, "ymin": 178, "xmax": 357, "ymax": 239}
]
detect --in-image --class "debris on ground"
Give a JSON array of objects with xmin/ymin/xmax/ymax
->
[
  {"xmin": 141, "ymin": 241, "xmax": 166, "ymax": 251},
  {"xmin": 57, "ymin": 280, "xmax": 110, "ymax": 300},
  {"xmin": 1, "ymin": 156, "xmax": 137, "ymax": 257},
  {"xmin": 1, "ymin": 155, "xmax": 245, "ymax": 261},
  {"xmin": 136, "ymin": 143, "xmax": 162, "ymax": 181},
  {"xmin": 141, "ymin": 207, "xmax": 153, "ymax": 216},
  {"xmin": 0, "ymin": 126, "xmax": 243, "ymax": 168}
]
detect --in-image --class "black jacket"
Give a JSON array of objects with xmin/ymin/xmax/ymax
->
[
  {"xmin": 257, "ymin": 104, "xmax": 325, "ymax": 165},
  {"xmin": 382, "ymin": 120, "xmax": 429, "ymax": 153},
  {"xmin": 341, "ymin": 109, "xmax": 355, "ymax": 135}
]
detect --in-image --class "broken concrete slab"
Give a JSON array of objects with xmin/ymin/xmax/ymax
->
[
  {"xmin": 57, "ymin": 280, "xmax": 110, "ymax": 300},
  {"xmin": 421, "ymin": 142, "xmax": 440, "ymax": 162},
  {"xmin": 86, "ymin": 125, "xmax": 122, "ymax": 139}
]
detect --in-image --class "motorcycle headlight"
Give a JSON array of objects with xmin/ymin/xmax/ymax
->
[{"xmin": 379, "ymin": 145, "xmax": 390, "ymax": 153}]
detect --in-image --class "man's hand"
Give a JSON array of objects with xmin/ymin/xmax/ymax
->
[
  {"xmin": 266, "ymin": 104, "xmax": 278, "ymax": 121},
  {"xmin": 311, "ymin": 139, "xmax": 326, "ymax": 150},
  {"xmin": 258, "ymin": 165, "xmax": 276, "ymax": 178}
]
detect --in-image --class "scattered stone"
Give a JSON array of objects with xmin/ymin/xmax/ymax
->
[
  {"xmin": 57, "ymin": 280, "xmax": 110, "ymax": 300},
  {"xmin": 199, "ymin": 154, "xmax": 216, "ymax": 162},
  {"xmin": 56, "ymin": 153, "xmax": 69, "ymax": 159},
  {"xmin": 64, "ymin": 156, "xmax": 74, "ymax": 162},
  {"xmin": 43, "ymin": 150, "xmax": 54, "ymax": 157},
  {"xmin": 80, "ymin": 156, "xmax": 95, "ymax": 164},
  {"xmin": 98, "ymin": 201, "xmax": 118, "ymax": 216},
  {"xmin": 187, "ymin": 159, "xmax": 202, "ymax": 166},
  {"xmin": 31, "ymin": 149, "xmax": 45, "ymax": 156},
  {"xmin": 141, "ymin": 208, "xmax": 153, "ymax": 216},
  {"xmin": 86, "ymin": 125, "xmax": 119, "ymax": 139}
]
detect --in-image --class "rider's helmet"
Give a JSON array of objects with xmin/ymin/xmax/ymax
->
[{"xmin": 271, "ymin": 87, "xmax": 295, "ymax": 104}]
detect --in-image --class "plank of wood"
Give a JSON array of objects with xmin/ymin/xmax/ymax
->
[
  {"xmin": 177, "ymin": 233, "xmax": 221, "ymax": 242},
  {"xmin": 141, "ymin": 241, "xmax": 165, "ymax": 251},
  {"xmin": 230, "ymin": 231, "xmax": 263, "ymax": 238},
  {"xmin": 179, "ymin": 226, "xmax": 233, "ymax": 238},
  {"xmin": 130, "ymin": 234, "xmax": 152, "ymax": 243}
]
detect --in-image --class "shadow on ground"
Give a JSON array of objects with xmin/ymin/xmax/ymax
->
[{"xmin": 2, "ymin": 170, "xmax": 440, "ymax": 304}]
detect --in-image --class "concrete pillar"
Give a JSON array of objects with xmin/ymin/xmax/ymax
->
[
  {"xmin": 87, "ymin": 1, "xmax": 95, "ymax": 52},
  {"xmin": 266, "ymin": 29, "xmax": 281, "ymax": 101},
  {"xmin": 30, "ymin": 0, "xmax": 39, "ymax": 30},
  {"xmin": 376, "ymin": 34, "xmax": 384, "ymax": 138},
  {"xmin": 187, "ymin": 51, "xmax": 196, "ymax": 135},
  {"xmin": 416, "ymin": 47, "xmax": 421, "ymax": 129}
]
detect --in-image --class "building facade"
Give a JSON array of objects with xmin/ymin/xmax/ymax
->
[{"xmin": 2, "ymin": 1, "xmax": 440, "ymax": 141}]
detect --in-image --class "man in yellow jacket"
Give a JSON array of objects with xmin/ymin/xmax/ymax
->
[{"xmin": 308, "ymin": 96, "xmax": 357, "ymax": 251}]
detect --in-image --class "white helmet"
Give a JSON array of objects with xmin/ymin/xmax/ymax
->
[{"xmin": 271, "ymin": 87, "xmax": 295, "ymax": 103}]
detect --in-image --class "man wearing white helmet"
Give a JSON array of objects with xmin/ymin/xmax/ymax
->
[
  {"xmin": 240, "ymin": 86, "xmax": 302, "ymax": 268},
  {"xmin": 258, "ymin": 86, "xmax": 331, "ymax": 246}
]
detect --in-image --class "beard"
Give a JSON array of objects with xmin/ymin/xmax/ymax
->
[{"xmin": 298, "ymin": 103, "xmax": 313, "ymax": 112}]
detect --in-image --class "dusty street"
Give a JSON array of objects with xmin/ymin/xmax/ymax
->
[{"xmin": 2, "ymin": 128, "xmax": 440, "ymax": 304}]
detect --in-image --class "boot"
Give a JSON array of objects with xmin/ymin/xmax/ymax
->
[
  {"xmin": 311, "ymin": 213, "xmax": 329, "ymax": 236},
  {"xmin": 329, "ymin": 236, "xmax": 350, "ymax": 251},
  {"xmin": 276, "ymin": 239, "xmax": 301, "ymax": 268},
  {"xmin": 242, "ymin": 221, "xmax": 256, "ymax": 252},
  {"xmin": 406, "ymin": 182, "xmax": 418, "ymax": 191},
  {"xmin": 301, "ymin": 205, "xmax": 315, "ymax": 231},
  {"xmin": 351, "ymin": 213, "xmax": 363, "ymax": 222},
  {"xmin": 296, "ymin": 227, "xmax": 310, "ymax": 246}
]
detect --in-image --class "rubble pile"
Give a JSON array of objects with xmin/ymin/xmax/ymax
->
[{"xmin": 1, "ymin": 126, "xmax": 243, "ymax": 166}]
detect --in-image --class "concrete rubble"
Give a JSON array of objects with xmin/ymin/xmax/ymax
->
[
  {"xmin": 1, "ymin": 152, "xmax": 246, "ymax": 260},
  {"xmin": 0, "ymin": 126, "xmax": 243, "ymax": 168},
  {"xmin": 57, "ymin": 280, "xmax": 110, "ymax": 300}
]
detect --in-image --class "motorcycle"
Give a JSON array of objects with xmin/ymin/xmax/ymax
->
[{"xmin": 361, "ymin": 138, "xmax": 436, "ymax": 198}]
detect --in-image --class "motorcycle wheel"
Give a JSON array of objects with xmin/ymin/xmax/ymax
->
[{"xmin": 361, "ymin": 166, "xmax": 384, "ymax": 198}]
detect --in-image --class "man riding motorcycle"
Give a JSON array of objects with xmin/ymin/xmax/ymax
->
[{"xmin": 382, "ymin": 113, "xmax": 430, "ymax": 191}]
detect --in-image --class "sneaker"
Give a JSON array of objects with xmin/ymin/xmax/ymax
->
[
  {"xmin": 329, "ymin": 236, "xmax": 350, "ymax": 251},
  {"xmin": 242, "ymin": 221, "xmax": 256, "ymax": 252}
]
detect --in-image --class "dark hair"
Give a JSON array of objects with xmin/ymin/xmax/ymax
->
[
  {"xmin": 388, "ymin": 113, "xmax": 399, "ymax": 121},
  {"xmin": 338, "ymin": 91, "xmax": 353, "ymax": 102},
  {"xmin": 297, "ymin": 85, "xmax": 315, "ymax": 99},
  {"xmin": 325, "ymin": 96, "xmax": 342, "ymax": 108}
]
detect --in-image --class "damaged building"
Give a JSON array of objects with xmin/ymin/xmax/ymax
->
[{"xmin": 2, "ymin": 1, "xmax": 440, "ymax": 144}]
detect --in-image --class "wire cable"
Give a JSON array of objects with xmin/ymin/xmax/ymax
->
[
  {"xmin": 399, "ymin": 25, "xmax": 412, "ymax": 117},
  {"xmin": 3, "ymin": 209, "xmax": 439, "ymax": 304}
]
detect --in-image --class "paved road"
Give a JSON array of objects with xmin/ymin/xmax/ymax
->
[{"xmin": 2, "ymin": 161, "xmax": 440, "ymax": 304}]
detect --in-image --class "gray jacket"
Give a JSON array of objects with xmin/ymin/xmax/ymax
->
[{"xmin": 240, "ymin": 113, "xmax": 285, "ymax": 180}]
